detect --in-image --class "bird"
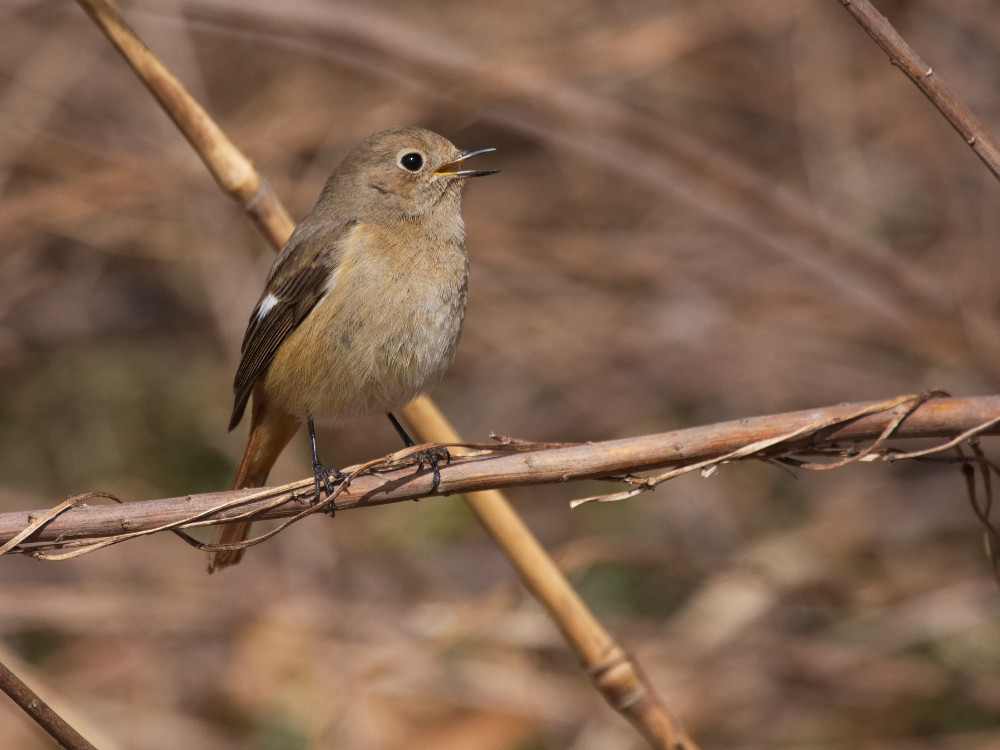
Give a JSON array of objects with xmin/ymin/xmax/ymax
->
[{"xmin": 206, "ymin": 126, "xmax": 497, "ymax": 573}]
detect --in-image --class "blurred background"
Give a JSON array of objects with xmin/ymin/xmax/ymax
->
[{"xmin": 2, "ymin": 0, "xmax": 1000, "ymax": 747}]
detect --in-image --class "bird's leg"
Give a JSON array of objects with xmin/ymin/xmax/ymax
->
[
  {"xmin": 386, "ymin": 412, "xmax": 449, "ymax": 493},
  {"xmin": 308, "ymin": 418, "xmax": 343, "ymax": 514}
]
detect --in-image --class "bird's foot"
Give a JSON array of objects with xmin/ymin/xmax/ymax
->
[
  {"xmin": 312, "ymin": 459, "xmax": 346, "ymax": 516},
  {"xmin": 412, "ymin": 445, "xmax": 451, "ymax": 494}
]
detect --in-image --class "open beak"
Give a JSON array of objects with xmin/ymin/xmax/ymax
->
[{"xmin": 434, "ymin": 147, "xmax": 499, "ymax": 178}]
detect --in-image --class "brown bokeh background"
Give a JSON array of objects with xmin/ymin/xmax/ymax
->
[{"xmin": 2, "ymin": 1, "xmax": 1000, "ymax": 748}]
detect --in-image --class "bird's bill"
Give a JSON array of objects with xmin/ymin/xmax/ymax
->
[{"xmin": 434, "ymin": 147, "xmax": 499, "ymax": 178}]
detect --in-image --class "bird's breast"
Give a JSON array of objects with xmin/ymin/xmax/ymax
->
[{"xmin": 261, "ymin": 222, "xmax": 469, "ymax": 423}]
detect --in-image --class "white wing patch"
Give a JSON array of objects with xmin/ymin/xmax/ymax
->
[
  {"xmin": 255, "ymin": 292, "xmax": 280, "ymax": 322},
  {"xmin": 323, "ymin": 265, "xmax": 343, "ymax": 297}
]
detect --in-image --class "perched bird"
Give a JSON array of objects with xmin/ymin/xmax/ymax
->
[{"xmin": 207, "ymin": 127, "xmax": 496, "ymax": 573}]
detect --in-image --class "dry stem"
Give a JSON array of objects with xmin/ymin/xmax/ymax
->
[
  {"xmin": 74, "ymin": 0, "xmax": 295, "ymax": 247},
  {"xmin": 4, "ymin": 392, "xmax": 998, "ymax": 553},
  {"xmin": 838, "ymin": 0, "xmax": 1000, "ymax": 180},
  {"xmin": 0, "ymin": 657, "xmax": 98, "ymax": 750}
]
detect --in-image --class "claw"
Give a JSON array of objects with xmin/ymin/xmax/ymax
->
[
  {"xmin": 386, "ymin": 412, "xmax": 450, "ymax": 494},
  {"xmin": 313, "ymin": 461, "xmax": 345, "ymax": 516},
  {"xmin": 312, "ymin": 457, "xmax": 342, "ymax": 496},
  {"xmin": 308, "ymin": 417, "xmax": 344, "ymax": 515},
  {"xmin": 415, "ymin": 445, "xmax": 450, "ymax": 493}
]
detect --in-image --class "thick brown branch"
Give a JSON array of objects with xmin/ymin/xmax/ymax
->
[{"xmin": 3, "ymin": 394, "xmax": 996, "ymax": 548}]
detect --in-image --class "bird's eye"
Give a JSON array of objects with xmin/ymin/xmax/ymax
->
[{"xmin": 399, "ymin": 152, "xmax": 424, "ymax": 172}]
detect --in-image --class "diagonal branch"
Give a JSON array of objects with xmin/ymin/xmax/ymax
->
[
  {"xmin": 73, "ymin": 0, "xmax": 295, "ymax": 246},
  {"xmin": 0, "ymin": 657, "xmax": 98, "ymax": 750},
  {"xmin": 838, "ymin": 0, "xmax": 1000, "ymax": 181}
]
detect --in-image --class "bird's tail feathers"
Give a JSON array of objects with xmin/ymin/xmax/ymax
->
[{"xmin": 206, "ymin": 403, "xmax": 300, "ymax": 573}]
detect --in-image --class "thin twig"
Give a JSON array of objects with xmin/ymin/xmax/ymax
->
[
  {"xmin": 958, "ymin": 442, "xmax": 1000, "ymax": 585},
  {"xmin": 838, "ymin": 0, "xmax": 1000, "ymax": 181},
  {"xmin": 0, "ymin": 658, "xmax": 98, "ymax": 750}
]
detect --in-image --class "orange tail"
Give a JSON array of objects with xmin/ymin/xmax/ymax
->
[{"xmin": 207, "ymin": 399, "xmax": 300, "ymax": 573}]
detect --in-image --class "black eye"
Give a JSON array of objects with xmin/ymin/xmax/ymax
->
[{"xmin": 399, "ymin": 152, "xmax": 424, "ymax": 172}]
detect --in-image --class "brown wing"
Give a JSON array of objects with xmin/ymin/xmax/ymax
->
[{"xmin": 228, "ymin": 221, "xmax": 356, "ymax": 430}]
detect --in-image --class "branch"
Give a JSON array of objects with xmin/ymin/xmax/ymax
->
[
  {"xmin": 838, "ymin": 0, "xmax": 1000, "ymax": 181},
  {"xmin": 0, "ymin": 658, "xmax": 98, "ymax": 750},
  {"xmin": 73, "ymin": 0, "xmax": 295, "ymax": 247},
  {"xmin": 4, "ymin": 393, "xmax": 997, "ymax": 550}
]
